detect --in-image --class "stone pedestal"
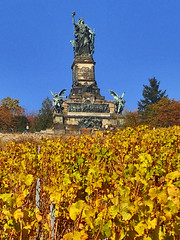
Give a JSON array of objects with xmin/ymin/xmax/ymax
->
[
  {"xmin": 53, "ymin": 55, "xmax": 124, "ymax": 135},
  {"xmin": 63, "ymin": 56, "xmax": 120, "ymax": 132},
  {"xmin": 53, "ymin": 114, "xmax": 65, "ymax": 134},
  {"xmin": 69, "ymin": 56, "xmax": 104, "ymax": 101}
]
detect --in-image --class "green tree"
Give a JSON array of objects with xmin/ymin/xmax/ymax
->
[
  {"xmin": 138, "ymin": 77, "xmax": 167, "ymax": 112},
  {"xmin": 34, "ymin": 97, "xmax": 53, "ymax": 132},
  {"xmin": 14, "ymin": 115, "xmax": 29, "ymax": 132}
]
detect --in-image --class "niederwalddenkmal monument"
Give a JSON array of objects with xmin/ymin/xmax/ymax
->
[{"xmin": 52, "ymin": 12, "xmax": 125, "ymax": 134}]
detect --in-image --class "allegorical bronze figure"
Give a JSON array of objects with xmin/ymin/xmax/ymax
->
[
  {"xmin": 109, "ymin": 90, "xmax": 126, "ymax": 114},
  {"xmin": 50, "ymin": 89, "xmax": 66, "ymax": 113},
  {"xmin": 70, "ymin": 11, "xmax": 95, "ymax": 56}
]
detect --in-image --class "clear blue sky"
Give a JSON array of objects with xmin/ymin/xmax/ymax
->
[{"xmin": 0, "ymin": 0, "xmax": 179, "ymax": 113}]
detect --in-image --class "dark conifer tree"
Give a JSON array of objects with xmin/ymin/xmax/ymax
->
[{"xmin": 138, "ymin": 77, "xmax": 167, "ymax": 112}]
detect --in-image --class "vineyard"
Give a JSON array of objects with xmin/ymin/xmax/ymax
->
[{"xmin": 0, "ymin": 126, "xmax": 180, "ymax": 239}]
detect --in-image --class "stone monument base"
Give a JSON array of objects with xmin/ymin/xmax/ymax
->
[
  {"xmin": 53, "ymin": 114, "xmax": 66, "ymax": 134},
  {"xmin": 53, "ymin": 113, "xmax": 125, "ymax": 135},
  {"xmin": 52, "ymin": 55, "xmax": 125, "ymax": 135}
]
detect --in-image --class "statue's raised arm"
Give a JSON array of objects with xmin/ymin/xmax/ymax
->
[{"xmin": 72, "ymin": 11, "xmax": 76, "ymax": 25}]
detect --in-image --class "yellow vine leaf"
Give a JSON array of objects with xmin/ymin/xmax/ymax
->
[
  {"xmin": 109, "ymin": 205, "xmax": 119, "ymax": 219},
  {"xmin": 148, "ymin": 187, "xmax": 158, "ymax": 200},
  {"xmin": 167, "ymin": 185, "xmax": 179, "ymax": 197},
  {"xmin": 166, "ymin": 171, "xmax": 180, "ymax": 181},
  {"xmin": 73, "ymin": 230, "xmax": 88, "ymax": 240},
  {"xmin": 24, "ymin": 174, "xmax": 34, "ymax": 186},
  {"xmin": 35, "ymin": 208, "xmax": 42, "ymax": 222},
  {"xmin": 163, "ymin": 208, "xmax": 172, "ymax": 220},
  {"xmin": 157, "ymin": 189, "xmax": 168, "ymax": 204},
  {"xmin": 16, "ymin": 194, "xmax": 25, "ymax": 208},
  {"xmin": 50, "ymin": 192, "xmax": 61, "ymax": 204},
  {"xmin": 121, "ymin": 211, "xmax": 132, "ymax": 221},
  {"xmin": 14, "ymin": 209, "xmax": 24, "ymax": 222},
  {"xmin": 63, "ymin": 173, "xmax": 71, "ymax": 186},
  {"xmin": 21, "ymin": 160, "xmax": 26, "ymax": 170},
  {"xmin": 43, "ymin": 222, "xmax": 50, "ymax": 231},
  {"xmin": 120, "ymin": 228, "xmax": 125, "ymax": 240},
  {"xmin": 134, "ymin": 221, "xmax": 147, "ymax": 236},
  {"xmin": 147, "ymin": 218, "xmax": 157, "ymax": 230},
  {"xmin": 69, "ymin": 200, "xmax": 84, "ymax": 221},
  {"xmin": 144, "ymin": 199, "xmax": 154, "ymax": 212},
  {"xmin": 167, "ymin": 186, "xmax": 180, "ymax": 206},
  {"xmin": 36, "ymin": 212, "xmax": 42, "ymax": 222},
  {"xmin": 23, "ymin": 221, "xmax": 35, "ymax": 232},
  {"xmin": 62, "ymin": 232, "xmax": 73, "ymax": 240},
  {"xmin": 2, "ymin": 208, "xmax": 12, "ymax": 218},
  {"xmin": 101, "ymin": 220, "xmax": 112, "ymax": 238},
  {"xmin": 0, "ymin": 193, "xmax": 13, "ymax": 205}
]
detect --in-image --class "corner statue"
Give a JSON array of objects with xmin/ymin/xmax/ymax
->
[
  {"xmin": 109, "ymin": 90, "xmax": 126, "ymax": 114},
  {"xmin": 70, "ymin": 11, "xmax": 95, "ymax": 56},
  {"xmin": 50, "ymin": 89, "xmax": 66, "ymax": 113}
]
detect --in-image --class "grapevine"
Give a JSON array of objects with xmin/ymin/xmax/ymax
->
[{"xmin": 0, "ymin": 126, "xmax": 180, "ymax": 239}]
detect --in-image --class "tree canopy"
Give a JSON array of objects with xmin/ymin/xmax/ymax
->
[
  {"xmin": 1, "ymin": 97, "xmax": 24, "ymax": 115},
  {"xmin": 0, "ymin": 105, "xmax": 14, "ymax": 132},
  {"xmin": 124, "ymin": 77, "xmax": 179, "ymax": 128},
  {"xmin": 124, "ymin": 109, "xmax": 140, "ymax": 128},
  {"xmin": 0, "ymin": 97, "xmax": 27, "ymax": 132},
  {"xmin": 146, "ymin": 98, "xmax": 180, "ymax": 127},
  {"xmin": 124, "ymin": 98, "xmax": 180, "ymax": 128}
]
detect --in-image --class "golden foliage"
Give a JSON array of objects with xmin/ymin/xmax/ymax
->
[{"xmin": 0, "ymin": 126, "xmax": 180, "ymax": 239}]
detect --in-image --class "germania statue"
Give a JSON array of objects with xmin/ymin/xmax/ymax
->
[{"xmin": 70, "ymin": 11, "xmax": 95, "ymax": 56}]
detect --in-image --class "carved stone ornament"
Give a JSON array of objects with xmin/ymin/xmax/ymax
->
[
  {"xmin": 70, "ymin": 82, "xmax": 100, "ymax": 96},
  {"xmin": 78, "ymin": 117, "xmax": 102, "ymax": 128},
  {"xmin": 68, "ymin": 100, "xmax": 110, "ymax": 113}
]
